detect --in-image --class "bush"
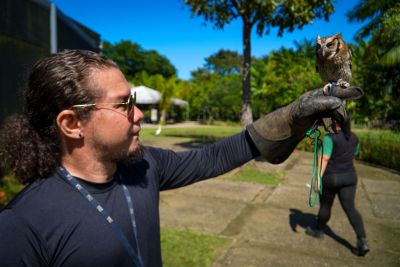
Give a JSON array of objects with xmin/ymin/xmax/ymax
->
[
  {"xmin": 355, "ymin": 129, "xmax": 400, "ymax": 171},
  {"xmin": 296, "ymin": 128, "xmax": 400, "ymax": 171}
]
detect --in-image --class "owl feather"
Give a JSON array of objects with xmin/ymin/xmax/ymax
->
[{"xmin": 315, "ymin": 33, "xmax": 352, "ymax": 133}]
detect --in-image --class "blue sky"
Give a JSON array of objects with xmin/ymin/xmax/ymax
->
[{"xmin": 52, "ymin": 0, "xmax": 366, "ymax": 80}]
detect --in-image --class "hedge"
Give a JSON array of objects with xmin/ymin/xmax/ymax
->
[{"xmin": 297, "ymin": 128, "xmax": 400, "ymax": 171}]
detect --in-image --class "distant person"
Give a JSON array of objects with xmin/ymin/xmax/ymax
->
[
  {"xmin": 0, "ymin": 50, "xmax": 363, "ymax": 266},
  {"xmin": 306, "ymin": 118, "xmax": 369, "ymax": 256}
]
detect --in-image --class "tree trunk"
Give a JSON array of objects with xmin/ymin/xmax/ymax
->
[
  {"xmin": 160, "ymin": 109, "xmax": 167, "ymax": 125},
  {"xmin": 241, "ymin": 22, "xmax": 253, "ymax": 126}
]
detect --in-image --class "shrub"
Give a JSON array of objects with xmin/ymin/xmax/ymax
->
[
  {"xmin": 296, "ymin": 128, "xmax": 400, "ymax": 171},
  {"xmin": 355, "ymin": 129, "xmax": 400, "ymax": 171}
]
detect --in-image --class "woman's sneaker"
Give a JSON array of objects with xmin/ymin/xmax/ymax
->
[
  {"xmin": 305, "ymin": 226, "xmax": 324, "ymax": 239},
  {"xmin": 352, "ymin": 238, "xmax": 370, "ymax": 256}
]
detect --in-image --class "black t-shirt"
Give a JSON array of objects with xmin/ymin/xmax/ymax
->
[
  {"xmin": 0, "ymin": 131, "xmax": 258, "ymax": 267},
  {"xmin": 325, "ymin": 131, "xmax": 359, "ymax": 174}
]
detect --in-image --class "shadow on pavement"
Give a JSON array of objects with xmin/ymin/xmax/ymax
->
[{"xmin": 289, "ymin": 208, "xmax": 354, "ymax": 252}]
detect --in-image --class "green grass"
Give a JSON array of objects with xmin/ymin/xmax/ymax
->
[
  {"xmin": 223, "ymin": 164, "xmax": 284, "ymax": 186},
  {"xmin": 140, "ymin": 125, "xmax": 242, "ymax": 142},
  {"xmin": 161, "ymin": 227, "xmax": 230, "ymax": 267}
]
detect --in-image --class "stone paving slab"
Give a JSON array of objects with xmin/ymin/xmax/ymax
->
[
  {"xmin": 362, "ymin": 179, "xmax": 400, "ymax": 195},
  {"xmin": 361, "ymin": 218, "xmax": 400, "ymax": 255},
  {"xmin": 164, "ymin": 179, "xmax": 265, "ymax": 203},
  {"xmin": 356, "ymin": 163, "xmax": 400, "ymax": 182},
  {"xmin": 237, "ymin": 205, "xmax": 357, "ymax": 257},
  {"xmin": 264, "ymin": 184, "xmax": 315, "ymax": 211},
  {"xmin": 212, "ymin": 239, "xmax": 399, "ymax": 267},
  {"xmin": 151, "ymin": 133, "xmax": 400, "ymax": 266},
  {"xmin": 367, "ymin": 194, "xmax": 400, "ymax": 220},
  {"xmin": 160, "ymin": 193, "xmax": 247, "ymax": 234},
  {"xmin": 282, "ymin": 175, "xmax": 312, "ymax": 187}
]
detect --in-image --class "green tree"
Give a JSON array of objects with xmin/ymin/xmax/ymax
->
[
  {"xmin": 347, "ymin": 0, "xmax": 400, "ymax": 123},
  {"xmin": 143, "ymin": 50, "xmax": 177, "ymax": 77},
  {"xmin": 102, "ymin": 40, "xmax": 176, "ymax": 80},
  {"xmin": 189, "ymin": 73, "xmax": 241, "ymax": 122},
  {"xmin": 348, "ymin": 0, "xmax": 400, "ymax": 66},
  {"xmin": 102, "ymin": 40, "xmax": 144, "ymax": 79},
  {"xmin": 182, "ymin": 0, "xmax": 334, "ymax": 126},
  {"xmin": 205, "ymin": 49, "xmax": 243, "ymax": 75},
  {"xmin": 251, "ymin": 40, "xmax": 321, "ymax": 118}
]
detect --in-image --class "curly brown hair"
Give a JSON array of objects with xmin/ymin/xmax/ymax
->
[{"xmin": 0, "ymin": 50, "xmax": 118, "ymax": 184}]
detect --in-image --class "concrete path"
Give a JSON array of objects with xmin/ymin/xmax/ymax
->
[
  {"xmin": 141, "ymin": 124, "xmax": 399, "ymax": 266},
  {"xmin": 156, "ymin": 148, "xmax": 400, "ymax": 267}
]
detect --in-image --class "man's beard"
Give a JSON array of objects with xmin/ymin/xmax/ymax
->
[
  {"xmin": 121, "ymin": 143, "xmax": 145, "ymax": 165},
  {"xmin": 96, "ymin": 141, "xmax": 145, "ymax": 165}
]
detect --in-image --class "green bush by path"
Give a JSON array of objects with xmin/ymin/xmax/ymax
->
[
  {"xmin": 297, "ymin": 128, "xmax": 400, "ymax": 171},
  {"xmin": 355, "ymin": 129, "xmax": 400, "ymax": 171},
  {"xmin": 161, "ymin": 227, "xmax": 230, "ymax": 267}
]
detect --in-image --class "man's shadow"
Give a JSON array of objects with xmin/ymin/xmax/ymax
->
[{"xmin": 289, "ymin": 208, "xmax": 354, "ymax": 252}]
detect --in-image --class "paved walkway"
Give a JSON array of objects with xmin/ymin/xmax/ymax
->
[{"xmin": 154, "ymin": 144, "xmax": 400, "ymax": 266}]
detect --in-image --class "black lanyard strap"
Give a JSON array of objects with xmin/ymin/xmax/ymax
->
[{"xmin": 57, "ymin": 166, "xmax": 143, "ymax": 267}]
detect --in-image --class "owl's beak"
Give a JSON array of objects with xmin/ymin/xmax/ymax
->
[{"xmin": 322, "ymin": 49, "xmax": 325, "ymax": 57}]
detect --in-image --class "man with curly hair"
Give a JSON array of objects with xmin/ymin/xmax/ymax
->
[{"xmin": 0, "ymin": 50, "xmax": 363, "ymax": 267}]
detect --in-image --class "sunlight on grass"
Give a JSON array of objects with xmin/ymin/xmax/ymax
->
[
  {"xmin": 140, "ymin": 125, "xmax": 242, "ymax": 142},
  {"xmin": 224, "ymin": 164, "xmax": 285, "ymax": 186},
  {"xmin": 161, "ymin": 227, "xmax": 230, "ymax": 267}
]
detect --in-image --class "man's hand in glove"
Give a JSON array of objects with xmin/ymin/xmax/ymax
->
[{"xmin": 246, "ymin": 85, "xmax": 363, "ymax": 164}]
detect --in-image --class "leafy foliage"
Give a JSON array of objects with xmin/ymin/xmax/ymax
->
[
  {"xmin": 347, "ymin": 0, "xmax": 400, "ymax": 123},
  {"xmin": 189, "ymin": 72, "xmax": 242, "ymax": 122},
  {"xmin": 101, "ymin": 1, "xmax": 399, "ymax": 128},
  {"xmin": 348, "ymin": 0, "xmax": 400, "ymax": 66},
  {"xmin": 205, "ymin": 50, "xmax": 242, "ymax": 75},
  {"xmin": 182, "ymin": 0, "xmax": 335, "ymax": 125},
  {"xmin": 356, "ymin": 129, "xmax": 400, "ymax": 171},
  {"xmin": 251, "ymin": 39, "xmax": 321, "ymax": 118},
  {"xmin": 102, "ymin": 40, "xmax": 176, "ymax": 80}
]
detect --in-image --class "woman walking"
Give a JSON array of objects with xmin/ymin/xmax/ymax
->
[{"xmin": 306, "ymin": 118, "xmax": 369, "ymax": 256}]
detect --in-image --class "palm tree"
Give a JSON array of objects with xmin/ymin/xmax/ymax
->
[{"xmin": 347, "ymin": 0, "xmax": 400, "ymax": 66}]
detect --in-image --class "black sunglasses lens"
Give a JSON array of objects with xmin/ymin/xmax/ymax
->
[{"xmin": 127, "ymin": 92, "xmax": 135, "ymax": 121}]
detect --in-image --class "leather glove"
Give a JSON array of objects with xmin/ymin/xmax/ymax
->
[{"xmin": 246, "ymin": 85, "xmax": 363, "ymax": 164}]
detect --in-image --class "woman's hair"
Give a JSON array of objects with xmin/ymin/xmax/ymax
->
[
  {"xmin": 334, "ymin": 115, "xmax": 351, "ymax": 140},
  {"xmin": 0, "ymin": 50, "xmax": 118, "ymax": 184}
]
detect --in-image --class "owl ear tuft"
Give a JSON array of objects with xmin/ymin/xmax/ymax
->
[{"xmin": 317, "ymin": 35, "xmax": 321, "ymax": 42}]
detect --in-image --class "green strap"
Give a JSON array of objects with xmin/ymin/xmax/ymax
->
[{"xmin": 306, "ymin": 123, "xmax": 323, "ymax": 208}]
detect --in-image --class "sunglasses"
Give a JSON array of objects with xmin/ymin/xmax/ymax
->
[{"xmin": 71, "ymin": 91, "xmax": 136, "ymax": 122}]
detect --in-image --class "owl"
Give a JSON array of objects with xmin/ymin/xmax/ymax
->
[
  {"xmin": 316, "ymin": 33, "xmax": 352, "ymax": 133},
  {"xmin": 316, "ymin": 33, "xmax": 352, "ymax": 92}
]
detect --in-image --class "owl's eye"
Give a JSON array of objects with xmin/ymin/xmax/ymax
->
[
  {"xmin": 316, "ymin": 44, "xmax": 321, "ymax": 49},
  {"xmin": 326, "ymin": 43, "xmax": 334, "ymax": 48}
]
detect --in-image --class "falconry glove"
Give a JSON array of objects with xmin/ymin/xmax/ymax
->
[{"xmin": 247, "ymin": 85, "xmax": 364, "ymax": 164}]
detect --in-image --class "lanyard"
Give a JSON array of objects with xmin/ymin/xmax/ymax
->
[{"xmin": 57, "ymin": 166, "xmax": 143, "ymax": 267}]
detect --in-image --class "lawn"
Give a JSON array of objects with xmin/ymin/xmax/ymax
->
[
  {"xmin": 161, "ymin": 227, "xmax": 230, "ymax": 267},
  {"xmin": 222, "ymin": 164, "xmax": 284, "ymax": 186},
  {"xmin": 140, "ymin": 124, "xmax": 242, "ymax": 143}
]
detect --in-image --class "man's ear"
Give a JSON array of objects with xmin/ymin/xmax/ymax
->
[{"xmin": 56, "ymin": 110, "xmax": 83, "ymax": 139}]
